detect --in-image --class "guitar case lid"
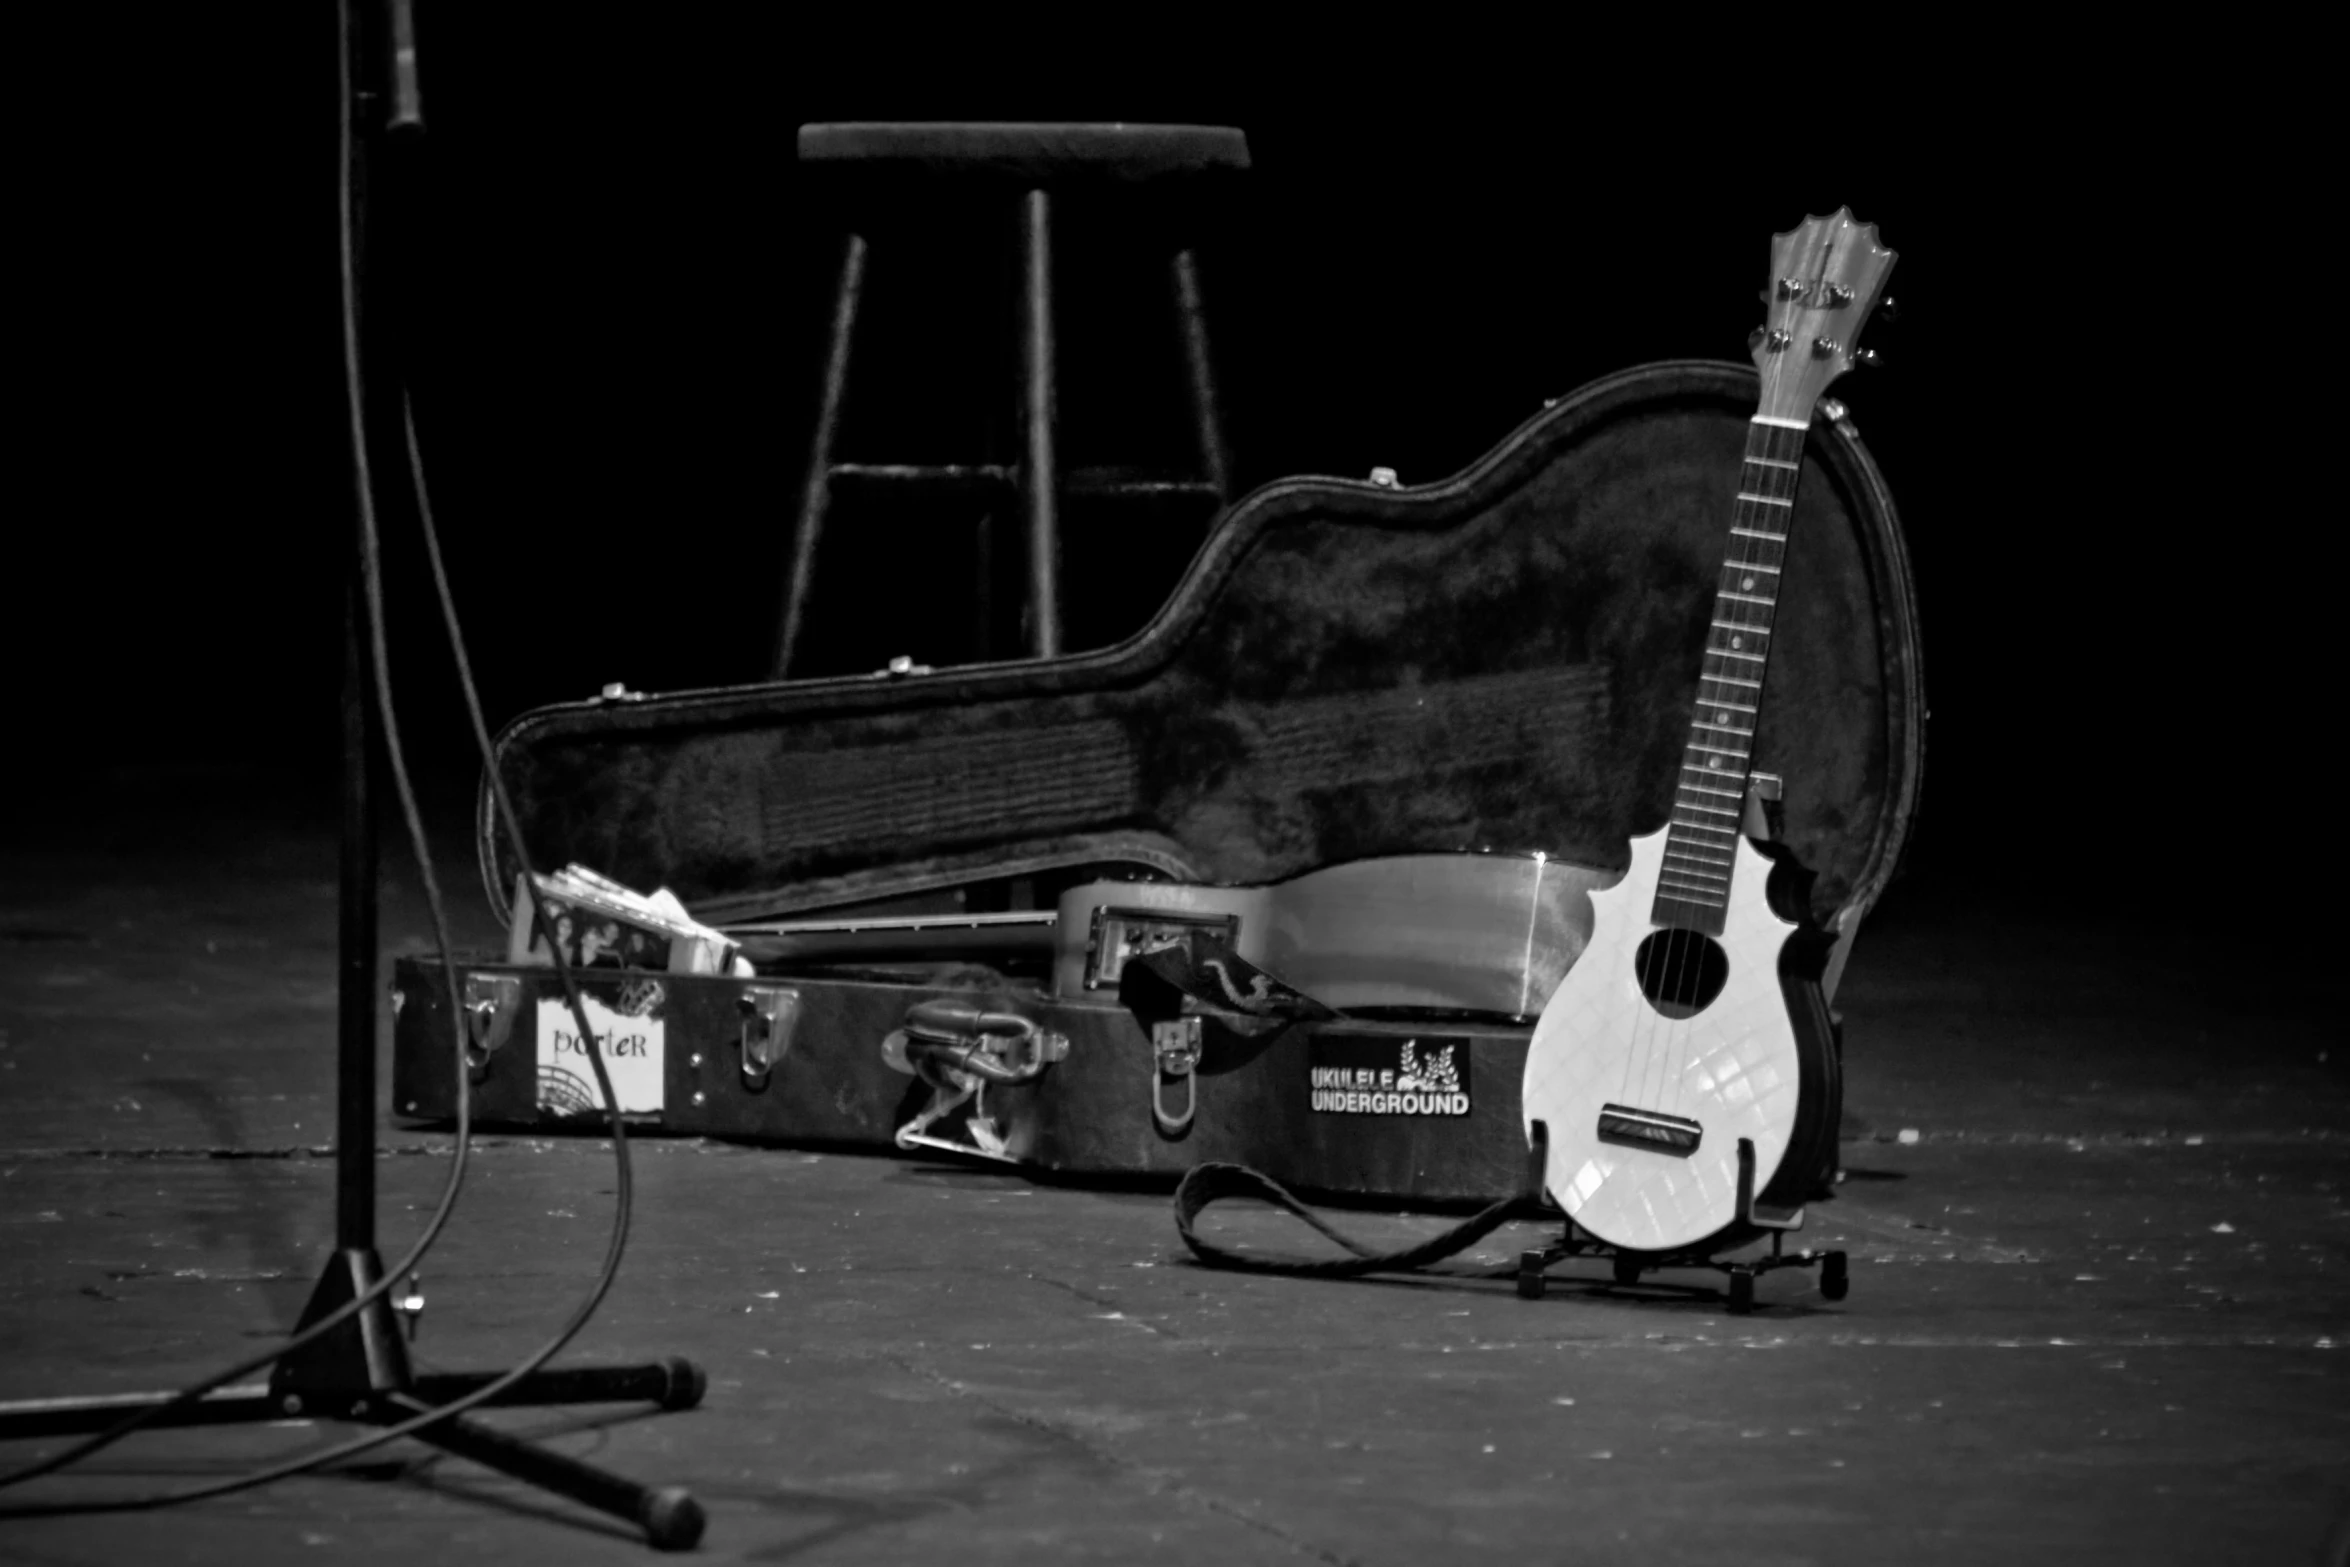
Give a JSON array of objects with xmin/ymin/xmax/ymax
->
[{"xmin": 482, "ymin": 360, "xmax": 1923, "ymax": 933}]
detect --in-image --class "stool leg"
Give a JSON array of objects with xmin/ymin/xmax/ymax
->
[
  {"xmin": 1171, "ymin": 248, "xmax": 1233, "ymax": 503},
  {"xmin": 1019, "ymin": 188, "xmax": 1061, "ymax": 659},
  {"xmin": 773, "ymin": 230, "xmax": 868, "ymax": 679},
  {"xmin": 970, "ymin": 505, "xmax": 997, "ymax": 662}
]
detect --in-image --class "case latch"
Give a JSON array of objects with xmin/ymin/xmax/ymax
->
[
  {"xmin": 462, "ymin": 973, "xmax": 523, "ymax": 1075},
  {"xmin": 882, "ymin": 1000, "xmax": 1068, "ymax": 1165},
  {"xmin": 735, "ymin": 985, "xmax": 802, "ymax": 1088},
  {"xmin": 885, "ymin": 999, "xmax": 1068, "ymax": 1085},
  {"xmin": 1150, "ymin": 1016, "xmax": 1204, "ymax": 1138}
]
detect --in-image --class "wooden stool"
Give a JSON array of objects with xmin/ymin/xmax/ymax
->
[{"xmin": 774, "ymin": 122, "xmax": 1250, "ymax": 677}]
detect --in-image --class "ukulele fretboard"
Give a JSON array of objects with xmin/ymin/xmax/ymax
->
[{"xmin": 1652, "ymin": 418, "xmax": 1806, "ymax": 934}]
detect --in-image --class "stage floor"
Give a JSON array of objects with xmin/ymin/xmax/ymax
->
[{"xmin": 2, "ymin": 773, "xmax": 2343, "ymax": 1564}]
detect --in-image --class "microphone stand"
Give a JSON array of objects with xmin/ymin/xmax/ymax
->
[{"xmin": 0, "ymin": 4, "xmax": 709, "ymax": 1548}]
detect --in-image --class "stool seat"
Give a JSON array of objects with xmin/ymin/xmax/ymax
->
[{"xmin": 797, "ymin": 122, "xmax": 1250, "ymax": 183}]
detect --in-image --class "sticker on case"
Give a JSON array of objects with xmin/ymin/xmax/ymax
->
[{"xmin": 535, "ymin": 985, "xmax": 665, "ymax": 1116}]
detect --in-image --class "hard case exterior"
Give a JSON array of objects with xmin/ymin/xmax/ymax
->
[
  {"xmin": 391, "ymin": 967, "xmax": 1539, "ymax": 1204},
  {"xmin": 392, "ymin": 360, "xmax": 1922, "ymax": 1203}
]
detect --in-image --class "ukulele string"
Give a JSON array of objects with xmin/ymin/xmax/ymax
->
[
  {"xmin": 1687, "ymin": 433, "xmax": 1768, "ymax": 1121},
  {"xmin": 1624, "ymin": 914, "xmax": 1657, "ymax": 1118},
  {"xmin": 1657, "ymin": 909, "xmax": 1691, "ymax": 1114},
  {"xmin": 1621, "ymin": 846, "xmax": 1668, "ymax": 1122},
  {"xmin": 1611, "ymin": 920, "xmax": 1644, "ymax": 1126},
  {"xmin": 1635, "ymin": 424, "xmax": 1752, "ymax": 1131},
  {"xmin": 1663, "ymin": 425, "xmax": 1759, "ymax": 1125},
  {"xmin": 1653, "ymin": 923, "xmax": 1688, "ymax": 1119},
  {"xmin": 1611, "ymin": 846, "xmax": 1650, "ymax": 1116},
  {"xmin": 1667, "ymin": 394, "xmax": 1784, "ymax": 1130}
]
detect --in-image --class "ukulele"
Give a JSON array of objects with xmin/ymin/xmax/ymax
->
[{"xmin": 1519, "ymin": 210, "xmax": 1896, "ymax": 1254}]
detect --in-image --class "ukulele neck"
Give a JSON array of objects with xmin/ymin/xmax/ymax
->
[{"xmin": 1651, "ymin": 416, "xmax": 1807, "ymax": 935}]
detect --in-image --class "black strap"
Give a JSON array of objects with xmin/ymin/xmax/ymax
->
[
  {"xmin": 1172, "ymin": 1162, "xmax": 1527, "ymax": 1280},
  {"xmin": 1118, "ymin": 930, "xmax": 1337, "ymax": 1039},
  {"xmin": 1145, "ymin": 938, "xmax": 1534, "ymax": 1279}
]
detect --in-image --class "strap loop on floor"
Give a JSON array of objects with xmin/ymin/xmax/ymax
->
[{"xmin": 1171, "ymin": 1162, "xmax": 1527, "ymax": 1280}]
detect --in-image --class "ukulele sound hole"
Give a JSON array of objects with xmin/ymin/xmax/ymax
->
[{"xmin": 1634, "ymin": 930, "xmax": 1730, "ymax": 1019}]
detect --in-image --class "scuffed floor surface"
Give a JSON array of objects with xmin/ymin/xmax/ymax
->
[{"xmin": 1, "ymin": 773, "xmax": 2344, "ymax": 1564}]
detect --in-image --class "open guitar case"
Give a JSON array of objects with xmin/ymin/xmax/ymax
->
[{"xmin": 391, "ymin": 359, "xmax": 1924, "ymax": 1207}]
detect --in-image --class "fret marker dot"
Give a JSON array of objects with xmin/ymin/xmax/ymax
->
[
  {"xmin": 1718, "ymin": 711, "xmax": 1732, "ymax": 724},
  {"xmin": 1708, "ymin": 757, "xmax": 1722, "ymax": 770},
  {"xmin": 1731, "ymin": 636, "xmax": 1744, "ymax": 650},
  {"xmin": 1742, "ymin": 576, "xmax": 1756, "ymax": 591}
]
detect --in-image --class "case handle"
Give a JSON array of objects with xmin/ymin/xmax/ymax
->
[{"xmin": 1150, "ymin": 1017, "xmax": 1203, "ymax": 1138}]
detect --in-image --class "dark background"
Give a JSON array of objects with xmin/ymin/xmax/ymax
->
[{"xmin": 10, "ymin": 11, "xmax": 2320, "ymax": 931}]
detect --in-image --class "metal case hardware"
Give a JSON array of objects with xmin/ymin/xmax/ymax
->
[
  {"xmin": 462, "ymin": 973, "xmax": 523, "ymax": 1074},
  {"xmin": 736, "ymin": 985, "xmax": 803, "ymax": 1088},
  {"xmin": 885, "ymin": 1000, "xmax": 1068, "ymax": 1085},
  {"xmin": 883, "ymin": 1000, "xmax": 1069, "ymax": 1165},
  {"xmin": 1150, "ymin": 1016, "xmax": 1204, "ymax": 1137},
  {"xmin": 1085, "ymin": 907, "xmax": 1240, "ymax": 991}
]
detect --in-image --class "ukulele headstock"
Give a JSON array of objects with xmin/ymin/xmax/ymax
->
[{"xmin": 1749, "ymin": 209, "xmax": 1897, "ymax": 426}]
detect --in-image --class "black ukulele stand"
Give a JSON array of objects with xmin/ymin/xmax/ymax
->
[
  {"xmin": 1511, "ymin": 1127, "xmax": 1849, "ymax": 1314},
  {"xmin": 1507, "ymin": 770, "xmax": 1851, "ymax": 1315}
]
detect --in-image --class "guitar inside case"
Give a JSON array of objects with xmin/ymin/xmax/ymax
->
[{"xmin": 481, "ymin": 359, "xmax": 1923, "ymax": 931}]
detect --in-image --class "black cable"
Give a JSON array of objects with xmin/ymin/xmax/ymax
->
[
  {"xmin": 1, "ymin": 0, "xmax": 642, "ymax": 1512},
  {"xmin": 0, "ymin": 0, "xmax": 483, "ymax": 1503},
  {"xmin": 0, "ymin": 393, "xmax": 641, "ymax": 1517}
]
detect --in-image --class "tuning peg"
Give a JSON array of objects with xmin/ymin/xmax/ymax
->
[
  {"xmin": 1875, "ymin": 296, "xmax": 1901, "ymax": 325},
  {"xmin": 1850, "ymin": 345, "xmax": 1884, "ymax": 370},
  {"xmin": 1747, "ymin": 328, "xmax": 1791, "ymax": 354}
]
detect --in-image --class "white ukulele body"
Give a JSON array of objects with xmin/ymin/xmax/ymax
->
[
  {"xmin": 1520, "ymin": 826, "xmax": 1810, "ymax": 1253},
  {"xmin": 1516, "ymin": 207, "xmax": 1891, "ymax": 1255}
]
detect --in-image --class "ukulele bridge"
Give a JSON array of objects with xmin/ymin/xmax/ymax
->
[{"xmin": 1597, "ymin": 1103, "xmax": 1703, "ymax": 1157}]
